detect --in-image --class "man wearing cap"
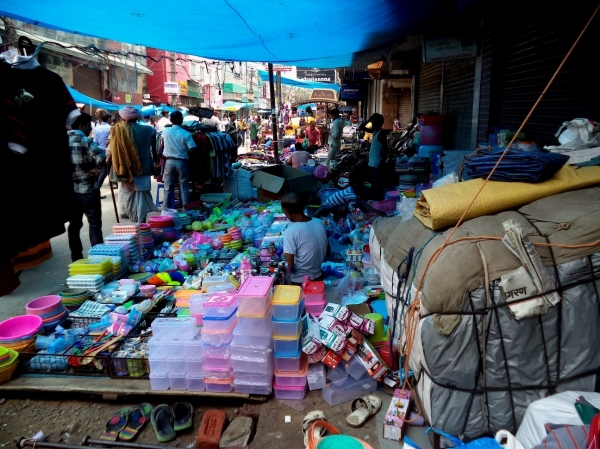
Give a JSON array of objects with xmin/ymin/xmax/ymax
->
[{"xmin": 161, "ymin": 111, "xmax": 196, "ymax": 209}]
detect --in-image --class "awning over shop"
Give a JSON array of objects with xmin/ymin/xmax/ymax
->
[
  {"xmin": 257, "ymin": 71, "xmax": 339, "ymax": 91},
  {"xmin": 1, "ymin": 25, "xmax": 153, "ymax": 75},
  {"xmin": 0, "ymin": 0, "xmax": 477, "ymax": 68},
  {"xmin": 215, "ymin": 101, "xmax": 255, "ymax": 111},
  {"xmin": 67, "ymin": 86, "xmax": 119, "ymax": 111}
]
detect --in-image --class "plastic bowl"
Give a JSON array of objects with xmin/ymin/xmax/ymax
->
[
  {"xmin": 0, "ymin": 315, "xmax": 43, "ymax": 340},
  {"xmin": 26, "ymin": 295, "xmax": 62, "ymax": 316}
]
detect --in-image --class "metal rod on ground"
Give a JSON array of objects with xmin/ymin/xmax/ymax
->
[
  {"xmin": 268, "ymin": 63, "xmax": 279, "ymax": 164},
  {"xmin": 19, "ymin": 439, "xmax": 98, "ymax": 449},
  {"xmin": 82, "ymin": 436, "xmax": 173, "ymax": 449},
  {"xmin": 108, "ymin": 163, "xmax": 119, "ymax": 223}
]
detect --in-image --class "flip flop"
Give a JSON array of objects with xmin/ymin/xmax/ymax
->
[
  {"xmin": 346, "ymin": 395, "xmax": 382, "ymax": 428},
  {"xmin": 150, "ymin": 404, "xmax": 176, "ymax": 443},
  {"xmin": 173, "ymin": 402, "xmax": 194, "ymax": 432},
  {"xmin": 302, "ymin": 410, "xmax": 327, "ymax": 447},
  {"xmin": 119, "ymin": 403, "xmax": 153, "ymax": 441},
  {"xmin": 99, "ymin": 407, "xmax": 132, "ymax": 441}
]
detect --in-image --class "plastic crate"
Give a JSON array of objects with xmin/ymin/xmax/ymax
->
[{"xmin": 200, "ymin": 193, "xmax": 232, "ymax": 207}]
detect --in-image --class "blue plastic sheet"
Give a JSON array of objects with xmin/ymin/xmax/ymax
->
[{"xmin": 0, "ymin": 0, "xmax": 476, "ymax": 68}]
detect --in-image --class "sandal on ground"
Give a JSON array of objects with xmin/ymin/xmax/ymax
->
[
  {"xmin": 173, "ymin": 401, "xmax": 194, "ymax": 431},
  {"xmin": 150, "ymin": 404, "xmax": 176, "ymax": 443},
  {"xmin": 302, "ymin": 410, "xmax": 327, "ymax": 447},
  {"xmin": 119, "ymin": 403, "xmax": 152, "ymax": 441},
  {"xmin": 346, "ymin": 395, "xmax": 382, "ymax": 428},
  {"xmin": 99, "ymin": 407, "xmax": 132, "ymax": 441}
]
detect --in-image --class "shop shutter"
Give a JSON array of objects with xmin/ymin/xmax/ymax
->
[
  {"xmin": 477, "ymin": 12, "xmax": 495, "ymax": 144},
  {"xmin": 399, "ymin": 87, "xmax": 412, "ymax": 128},
  {"xmin": 494, "ymin": 1, "xmax": 600, "ymax": 146},
  {"xmin": 443, "ymin": 58, "xmax": 476, "ymax": 150},
  {"xmin": 73, "ymin": 66, "xmax": 102, "ymax": 100},
  {"xmin": 417, "ymin": 61, "xmax": 442, "ymax": 115}
]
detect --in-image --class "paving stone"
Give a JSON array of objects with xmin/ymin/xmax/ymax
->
[{"xmin": 219, "ymin": 416, "xmax": 254, "ymax": 449}]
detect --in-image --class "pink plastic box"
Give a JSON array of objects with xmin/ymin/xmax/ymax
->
[{"xmin": 236, "ymin": 276, "xmax": 274, "ymax": 316}]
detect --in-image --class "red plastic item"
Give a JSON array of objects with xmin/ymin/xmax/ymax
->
[
  {"xmin": 421, "ymin": 115, "xmax": 445, "ymax": 126},
  {"xmin": 379, "ymin": 344, "xmax": 399, "ymax": 371},
  {"xmin": 420, "ymin": 125, "xmax": 444, "ymax": 145}
]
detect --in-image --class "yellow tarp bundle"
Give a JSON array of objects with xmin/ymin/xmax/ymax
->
[{"xmin": 414, "ymin": 165, "xmax": 600, "ymax": 230}]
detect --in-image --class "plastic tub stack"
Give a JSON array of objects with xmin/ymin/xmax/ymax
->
[
  {"xmin": 231, "ymin": 276, "xmax": 275, "ymax": 395},
  {"xmin": 272, "ymin": 285, "xmax": 308, "ymax": 400},
  {"xmin": 148, "ymin": 318, "xmax": 204, "ymax": 391},
  {"xmin": 202, "ymin": 293, "xmax": 237, "ymax": 393},
  {"xmin": 303, "ymin": 281, "xmax": 326, "ymax": 316}
]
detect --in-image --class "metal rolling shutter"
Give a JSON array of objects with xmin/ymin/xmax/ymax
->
[
  {"xmin": 495, "ymin": 1, "xmax": 600, "ymax": 146},
  {"xmin": 417, "ymin": 61, "xmax": 442, "ymax": 114},
  {"xmin": 443, "ymin": 58, "xmax": 476, "ymax": 149},
  {"xmin": 399, "ymin": 88, "xmax": 412, "ymax": 128}
]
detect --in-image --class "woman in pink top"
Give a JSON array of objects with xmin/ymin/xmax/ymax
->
[{"xmin": 288, "ymin": 142, "xmax": 312, "ymax": 168}]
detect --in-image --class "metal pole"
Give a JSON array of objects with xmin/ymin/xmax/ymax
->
[
  {"xmin": 268, "ymin": 63, "xmax": 279, "ymax": 164},
  {"xmin": 83, "ymin": 436, "xmax": 173, "ymax": 449}
]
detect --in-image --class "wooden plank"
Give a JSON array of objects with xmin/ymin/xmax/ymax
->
[{"xmin": 0, "ymin": 375, "xmax": 266, "ymax": 402}]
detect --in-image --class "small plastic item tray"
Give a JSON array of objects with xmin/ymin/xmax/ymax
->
[
  {"xmin": 232, "ymin": 326, "xmax": 271, "ymax": 348},
  {"xmin": 272, "ymin": 333, "xmax": 301, "ymax": 355},
  {"xmin": 202, "ymin": 309, "xmax": 237, "ymax": 332},
  {"xmin": 205, "ymin": 377, "xmax": 233, "ymax": 393},
  {"xmin": 273, "ymin": 381, "xmax": 307, "ymax": 400}
]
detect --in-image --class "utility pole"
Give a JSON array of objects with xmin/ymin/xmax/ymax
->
[
  {"xmin": 169, "ymin": 52, "xmax": 176, "ymax": 107},
  {"xmin": 268, "ymin": 63, "xmax": 279, "ymax": 164},
  {"xmin": 0, "ymin": 17, "xmax": 18, "ymax": 52}
]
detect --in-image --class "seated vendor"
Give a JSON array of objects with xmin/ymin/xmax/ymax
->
[
  {"xmin": 287, "ymin": 142, "xmax": 312, "ymax": 168},
  {"xmin": 282, "ymin": 192, "xmax": 328, "ymax": 284}
]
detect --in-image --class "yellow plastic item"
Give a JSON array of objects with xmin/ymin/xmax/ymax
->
[
  {"xmin": 0, "ymin": 349, "xmax": 19, "ymax": 384},
  {"xmin": 272, "ymin": 332, "xmax": 301, "ymax": 341},
  {"xmin": 272, "ymin": 285, "xmax": 301, "ymax": 305},
  {"xmin": 69, "ymin": 258, "xmax": 113, "ymax": 276},
  {"xmin": 415, "ymin": 165, "xmax": 600, "ymax": 230}
]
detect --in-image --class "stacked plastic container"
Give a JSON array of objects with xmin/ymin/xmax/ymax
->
[
  {"xmin": 148, "ymin": 317, "xmax": 204, "ymax": 391},
  {"xmin": 303, "ymin": 281, "xmax": 326, "ymax": 316},
  {"xmin": 272, "ymin": 285, "xmax": 307, "ymax": 400},
  {"xmin": 231, "ymin": 276, "xmax": 275, "ymax": 395},
  {"xmin": 202, "ymin": 293, "xmax": 237, "ymax": 393}
]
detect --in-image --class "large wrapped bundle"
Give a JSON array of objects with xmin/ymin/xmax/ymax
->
[{"xmin": 372, "ymin": 187, "xmax": 600, "ymax": 437}]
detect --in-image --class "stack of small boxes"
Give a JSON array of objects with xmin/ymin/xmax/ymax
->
[
  {"xmin": 303, "ymin": 281, "xmax": 326, "ymax": 316},
  {"xmin": 272, "ymin": 285, "xmax": 308, "ymax": 400},
  {"xmin": 148, "ymin": 317, "xmax": 204, "ymax": 391},
  {"xmin": 231, "ymin": 276, "xmax": 275, "ymax": 394},
  {"xmin": 202, "ymin": 293, "xmax": 238, "ymax": 393}
]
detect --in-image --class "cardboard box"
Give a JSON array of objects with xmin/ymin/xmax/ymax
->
[
  {"xmin": 347, "ymin": 303, "xmax": 370, "ymax": 317},
  {"xmin": 321, "ymin": 349, "xmax": 342, "ymax": 369},
  {"xmin": 383, "ymin": 389, "xmax": 412, "ymax": 441},
  {"xmin": 251, "ymin": 165, "xmax": 316, "ymax": 201},
  {"xmin": 355, "ymin": 339, "xmax": 389, "ymax": 381}
]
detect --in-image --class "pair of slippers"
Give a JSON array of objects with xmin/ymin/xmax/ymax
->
[
  {"xmin": 100, "ymin": 403, "xmax": 152, "ymax": 442},
  {"xmin": 150, "ymin": 402, "xmax": 194, "ymax": 443}
]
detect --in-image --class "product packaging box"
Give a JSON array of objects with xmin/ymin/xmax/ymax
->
[
  {"xmin": 355, "ymin": 339, "xmax": 389, "ymax": 381},
  {"xmin": 252, "ymin": 165, "xmax": 315, "ymax": 201},
  {"xmin": 383, "ymin": 389, "xmax": 412, "ymax": 441}
]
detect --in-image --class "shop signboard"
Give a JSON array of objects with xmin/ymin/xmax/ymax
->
[
  {"xmin": 422, "ymin": 34, "xmax": 476, "ymax": 63},
  {"xmin": 261, "ymin": 63, "xmax": 292, "ymax": 72},
  {"xmin": 164, "ymin": 82, "xmax": 179, "ymax": 94},
  {"xmin": 178, "ymin": 80, "xmax": 188, "ymax": 96},
  {"xmin": 309, "ymin": 89, "xmax": 338, "ymax": 103},
  {"xmin": 195, "ymin": 107, "xmax": 214, "ymax": 119},
  {"xmin": 340, "ymin": 85, "xmax": 362, "ymax": 100},
  {"xmin": 297, "ymin": 67, "xmax": 336, "ymax": 83}
]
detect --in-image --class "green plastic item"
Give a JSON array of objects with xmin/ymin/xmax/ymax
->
[
  {"xmin": 575, "ymin": 402, "xmax": 600, "ymax": 425},
  {"xmin": 317, "ymin": 435, "xmax": 365, "ymax": 449}
]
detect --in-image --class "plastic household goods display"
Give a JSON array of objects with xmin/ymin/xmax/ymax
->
[
  {"xmin": 236, "ymin": 276, "xmax": 274, "ymax": 316},
  {"xmin": 272, "ymin": 285, "xmax": 302, "ymax": 320},
  {"xmin": 231, "ymin": 278, "xmax": 275, "ymax": 394}
]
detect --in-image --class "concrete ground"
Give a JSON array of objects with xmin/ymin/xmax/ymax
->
[{"xmin": 0, "ymin": 140, "xmax": 433, "ymax": 448}]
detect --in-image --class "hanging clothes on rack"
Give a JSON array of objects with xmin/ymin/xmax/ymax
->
[{"xmin": 0, "ymin": 56, "xmax": 80, "ymax": 296}]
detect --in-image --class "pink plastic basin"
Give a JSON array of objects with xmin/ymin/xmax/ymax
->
[
  {"xmin": 0, "ymin": 315, "xmax": 43, "ymax": 340},
  {"xmin": 26, "ymin": 295, "xmax": 62, "ymax": 316}
]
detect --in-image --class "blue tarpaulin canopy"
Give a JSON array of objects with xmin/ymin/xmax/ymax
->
[
  {"xmin": 0, "ymin": 1, "xmax": 476, "ymax": 68},
  {"xmin": 67, "ymin": 86, "xmax": 119, "ymax": 111},
  {"xmin": 257, "ymin": 71, "xmax": 339, "ymax": 91},
  {"xmin": 216, "ymin": 101, "xmax": 255, "ymax": 111}
]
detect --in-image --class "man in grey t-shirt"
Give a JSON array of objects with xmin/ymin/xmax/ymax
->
[{"xmin": 282, "ymin": 192, "xmax": 329, "ymax": 284}]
